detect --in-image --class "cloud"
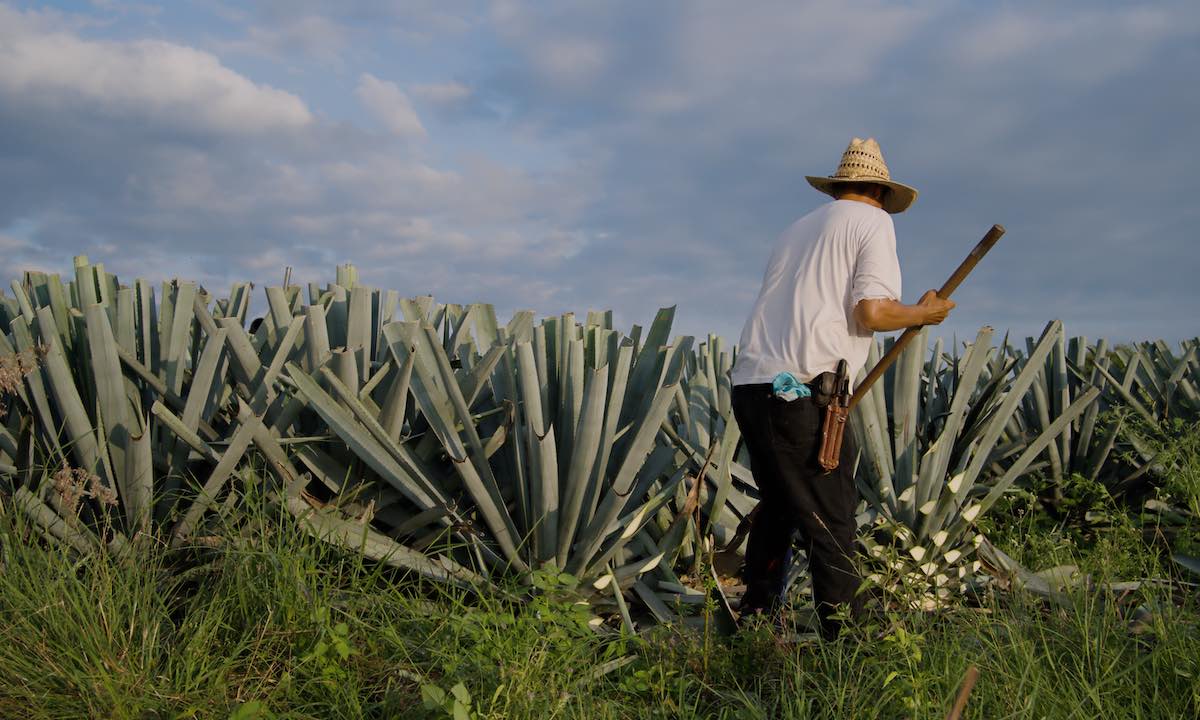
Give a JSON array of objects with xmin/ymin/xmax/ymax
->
[
  {"xmin": 413, "ymin": 81, "xmax": 472, "ymax": 108},
  {"xmin": 0, "ymin": 5, "xmax": 312, "ymax": 136},
  {"xmin": 227, "ymin": 14, "xmax": 351, "ymax": 64},
  {"xmin": 212, "ymin": 1, "xmax": 480, "ymax": 63},
  {"xmin": 0, "ymin": 4, "xmax": 596, "ymax": 318},
  {"xmin": 946, "ymin": 5, "xmax": 1190, "ymax": 86},
  {"xmin": 356, "ymin": 73, "xmax": 428, "ymax": 139},
  {"xmin": 467, "ymin": 0, "xmax": 1200, "ymax": 343},
  {"xmin": 489, "ymin": 0, "xmax": 937, "ymax": 120},
  {"xmin": 87, "ymin": 0, "xmax": 161, "ymax": 17},
  {"xmin": 3, "ymin": 0, "xmax": 1199, "ymax": 347}
]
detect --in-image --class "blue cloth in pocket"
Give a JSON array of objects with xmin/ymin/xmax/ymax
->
[{"xmin": 771, "ymin": 372, "xmax": 811, "ymax": 401}]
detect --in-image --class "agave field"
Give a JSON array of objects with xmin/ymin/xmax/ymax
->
[{"xmin": 1, "ymin": 257, "xmax": 1197, "ymax": 631}]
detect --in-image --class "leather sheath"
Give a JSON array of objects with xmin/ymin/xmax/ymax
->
[{"xmin": 818, "ymin": 403, "xmax": 848, "ymax": 471}]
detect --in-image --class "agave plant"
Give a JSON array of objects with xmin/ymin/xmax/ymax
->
[
  {"xmin": 670, "ymin": 321, "xmax": 1103, "ymax": 610},
  {"xmin": 0, "ymin": 259, "xmax": 478, "ymax": 583},
  {"xmin": 1, "ymin": 260, "xmax": 718, "ymax": 619},
  {"xmin": 1005, "ymin": 333, "xmax": 1200, "ymax": 495},
  {"xmin": 993, "ymin": 332, "xmax": 1141, "ymax": 495},
  {"xmin": 1077, "ymin": 338, "xmax": 1200, "ymax": 494},
  {"xmin": 6, "ymin": 257, "xmax": 1188, "ymax": 626},
  {"xmin": 850, "ymin": 321, "xmax": 1100, "ymax": 604},
  {"xmin": 1098, "ymin": 338, "xmax": 1200, "ymax": 423},
  {"xmin": 281, "ymin": 300, "xmax": 700, "ymax": 598},
  {"xmin": 653, "ymin": 334, "xmax": 752, "ymax": 555}
]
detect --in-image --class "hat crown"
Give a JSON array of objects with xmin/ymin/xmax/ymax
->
[{"xmin": 831, "ymin": 137, "xmax": 891, "ymax": 181}]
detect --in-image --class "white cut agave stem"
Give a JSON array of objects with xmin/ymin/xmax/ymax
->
[
  {"xmin": 167, "ymin": 325, "xmax": 228, "ymax": 469},
  {"xmin": 384, "ymin": 324, "xmax": 529, "ymax": 571},
  {"xmin": 84, "ymin": 304, "xmax": 132, "ymax": 495}
]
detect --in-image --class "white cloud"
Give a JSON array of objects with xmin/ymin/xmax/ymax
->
[
  {"xmin": 492, "ymin": 1, "xmax": 937, "ymax": 109},
  {"xmin": 674, "ymin": 1, "xmax": 936, "ymax": 90},
  {"xmin": 947, "ymin": 6, "xmax": 1186, "ymax": 84},
  {"xmin": 320, "ymin": 158, "xmax": 458, "ymax": 211},
  {"xmin": 0, "ymin": 5, "xmax": 313, "ymax": 136},
  {"xmin": 490, "ymin": 3, "xmax": 616, "ymax": 91},
  {"xmin": 226, "ymin": 14, "xmax": 351, "ymax": 64},
  {"xmin": 0, "ymin": 231, "xmax": 62, "ymax": 279},
  {"xmin": 535, "ymin": 37, "xmax": 609, "ymax": 87},
  {"xmin": 355, "ymin": 73, "xmax": 427, "ymax": 139},
  {"xmin": 0, "ymin": 233, "xmax": 24, "ymax": 252},
  {"xmin": 0, "ymin": 6, "xmax": 591, "ymax": 316},
  {"xmin": 87, "ymin": 0, "xmax": 161, "ymax": 18},
  {"xmin": 413, "ymin": 81, "xmax": 472, "ymax": 107}
]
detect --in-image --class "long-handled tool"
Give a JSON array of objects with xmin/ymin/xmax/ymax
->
[{"xmin": 817, "ymin": 224, "xmax": 1006, "ymax": 471}]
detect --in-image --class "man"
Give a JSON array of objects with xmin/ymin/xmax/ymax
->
[{"xmin": 729, "ymin": 137, "xmax": 955, "ymax": 639}]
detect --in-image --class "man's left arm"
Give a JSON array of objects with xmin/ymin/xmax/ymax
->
[
  {"xmin": 849, "ymin": 222, "xmax": 955, "ymax": 332},
  {"xmin": 854, "ymin": 292, "xmax": 955, "ymax": 331}
]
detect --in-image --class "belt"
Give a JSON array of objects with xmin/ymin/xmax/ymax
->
[
  {"xmin": 736, "ymin": 379, "xmax": 823, "ymax": 393},
  {"xmin": 737, "ymin": 370, "xmax": 835, "ymax": 393}
]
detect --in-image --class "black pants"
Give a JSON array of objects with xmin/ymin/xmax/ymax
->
[{"xmin": 732, "ymin": 383, "xmax": 862, "ymax": 639}]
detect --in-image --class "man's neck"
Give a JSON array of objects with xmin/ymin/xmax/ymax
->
[{"xmin": 836, "ymin": 193, "xmax": 884, "ymax": 210}]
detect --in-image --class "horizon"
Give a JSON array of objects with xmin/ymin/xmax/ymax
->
[{"xmin": 6, "ymin": 255, "xmax": 1194, "ymax": 353}]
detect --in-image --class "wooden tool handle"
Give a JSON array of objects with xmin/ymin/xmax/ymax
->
[
  {"xmin": 847, "ymin": 224, "xmax": 1005, "ymax": 411},
  {"xmin": 937, "ymin": 224, "xmax": 1006, "ymax": 298},
  {"xmin": 945, "ymin": 665, "xmax": 981, "ymax": 720}
]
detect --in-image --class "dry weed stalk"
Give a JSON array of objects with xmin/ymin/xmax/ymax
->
[
  {"xmin": 0, "ymin": 346, "xmax": 46, "ymax": 412},
  {"xmin": 51, "ymin": 463, "xmax": 116, "ymax": 515}
]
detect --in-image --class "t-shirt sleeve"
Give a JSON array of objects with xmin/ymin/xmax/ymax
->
[{"xmin": 850, "ymin": 219, "xmax": 902, "ymax": 306}]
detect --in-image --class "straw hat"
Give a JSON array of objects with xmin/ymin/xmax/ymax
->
[{"xmin": 806, "ymin": 137, "xmax": 918, "ymax": 214}]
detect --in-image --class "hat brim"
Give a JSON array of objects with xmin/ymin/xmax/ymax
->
[{"xmin": 805, "ymin": 176, "xmax": 918, "ymax": 214}]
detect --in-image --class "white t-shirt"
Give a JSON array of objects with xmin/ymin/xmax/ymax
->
[{"xmin": 730, "ymin": 199, "xmax": 902, "ymax": 387}]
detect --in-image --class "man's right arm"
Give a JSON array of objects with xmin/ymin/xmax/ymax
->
[{"xmin": 854, "ymin": 290, "xmax": 955, "ymax": 332}]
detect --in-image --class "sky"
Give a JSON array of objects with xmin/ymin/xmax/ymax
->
[{"xmin": 1, "ymin": 1, "xmax": 1198, "ymax": 347}]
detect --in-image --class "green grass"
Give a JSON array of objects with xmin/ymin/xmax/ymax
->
[
  {"xmin": 1, "ymin": 422, "xmax": 1198, "ymax": 719},
  {"xmin": 1, "ymin": 493, "xmax": 1197, "ymax": 720}
]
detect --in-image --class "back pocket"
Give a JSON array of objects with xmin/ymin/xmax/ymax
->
[{"xmin": 766, "ymin": 397, "xmax": 820, "ymax": 452}]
